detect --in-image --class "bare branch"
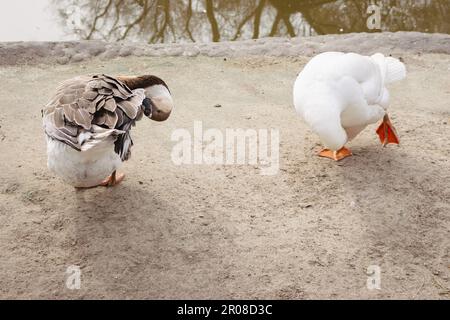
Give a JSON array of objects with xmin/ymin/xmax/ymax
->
[
  {"xmin": 205, "ymin": 0, "xmax": 220, "ymax": 42},
  {"xmin": 86, "ymin": 0, "xmax": 113, "ymax": 40},
  {"xmin": 185, "ymin": 0, "xmax": 195, "ymax": 42},
  {"xmin": 253, "ymin": 0, "xmax": 266, "ymax": 39}
]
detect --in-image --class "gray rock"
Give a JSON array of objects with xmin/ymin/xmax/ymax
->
[{"xmin": 0, "ymin": 32, "xmax": 448, "ymax": 66}]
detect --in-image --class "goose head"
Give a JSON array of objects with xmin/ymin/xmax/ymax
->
[{"xmin": 117, "ymin": 75, "xmax": 174, "ymax": 122}]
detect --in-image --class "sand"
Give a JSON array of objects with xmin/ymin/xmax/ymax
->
[{"xmin": 0, "ymin": 33, "xmax": 449, "ymax": 299}]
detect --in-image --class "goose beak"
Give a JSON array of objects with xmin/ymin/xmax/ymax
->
[{"xmin": 145, "ymin": 85, "xmax": 173, "ymax": 122}]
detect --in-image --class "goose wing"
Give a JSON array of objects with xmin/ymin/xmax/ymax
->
[{"xmin": 42, "ymin": 74, "xmax": 145, "ymax": 159}]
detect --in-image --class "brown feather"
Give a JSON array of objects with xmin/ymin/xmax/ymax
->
[
  {"xmin": 104, "ymin": 111, "xmax": 119, "ymax": 128},
  {"xmin": 53, "ymin": 108, "xmax": 65, "ymax": 129},
  {"xmin": 82, "ymin": 90, "xmax": 98, "ymax": 101},
  {"xmin": 117, "ymin": 100, "xmax": 138, "ymax": 119},
  {"xmin": 59, "ymin": 94, "xmax": 76, "ymax": 105},
  {"xmin": 93, "ymin": 111, "xmax": 106, "ymax": 126},
  {"xmin": 103, "ymin": 98, "xmax": 116, "ymax": 112},
  {"xmin": 92, "ymin": 94, "xmax": 104, "ymax": 106},
  {"xmin": 43, "ymin": 74, "xmax": 146, "ymax": 153},
  {"xmin": 62, "ymin": 104, "xmax": 75, "ymax": 122},
  {"xmin": 95, "ymin": 99, "xmax": 105, "ymax": 111},
  {"xmin": 116, "ymin": 75, "xmax": 169, "ymax": 91},
  {"xmin": 99, "ymin": 88, "xmax": 113, "ymax": 95},
  {"xmin": 73, "ymin": 108, "xmax": 92, "ymax": 130}
]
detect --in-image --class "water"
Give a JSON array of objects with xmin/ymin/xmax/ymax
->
[{"xmin": 0, "ymin": 0, "xmax": 448, "ymax": 42}]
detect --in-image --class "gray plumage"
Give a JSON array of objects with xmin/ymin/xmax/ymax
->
[{"xmin": 42, "ymin": 74, "xmax": 145, "ymax": 161}]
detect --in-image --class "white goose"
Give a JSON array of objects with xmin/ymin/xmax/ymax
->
[
  {"xmin": 293, "ymin": 52, "xmax": 406, "ymax": 161},
  {"xmin": 42, "ymin": 74, "xmax": 173, "ymax": 188}
]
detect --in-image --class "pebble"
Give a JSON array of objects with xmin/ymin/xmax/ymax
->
[{"xmin": 2, "ymin": 33, "xmax": 448, "ymax": 66}]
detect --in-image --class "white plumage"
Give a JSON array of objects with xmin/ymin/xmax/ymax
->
[
  {"xmin": 293, "ymin": 52, "xmax": 406, "ymax": 156},
  {"xmin": 46, "ymin": 136, "xmax": 122, "ymax": 188}
]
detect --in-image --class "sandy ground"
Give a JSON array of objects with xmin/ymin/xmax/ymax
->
[{"xmin": 0, "ymin": 40, "xmax": 449, "ymax": 299}]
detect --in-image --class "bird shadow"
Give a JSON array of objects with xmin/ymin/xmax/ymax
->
[
  {"xmin": 335, "ymin": 143, "xmax": 444, "ymax": 263},
  {"xmin": 67, "ymin": 182, "xmax": 175, "ymax": 297}
]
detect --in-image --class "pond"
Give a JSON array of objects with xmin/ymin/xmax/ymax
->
[{"xmin": 0, "ymin": 0, "xmax": 449, "ymax": 42}]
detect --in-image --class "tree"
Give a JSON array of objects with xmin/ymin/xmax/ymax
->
[{"xmin": 53, "ymin": 0, "xmax": 450, "ymax": 43}]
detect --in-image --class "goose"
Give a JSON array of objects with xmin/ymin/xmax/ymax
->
[
  {"xmin": 293, "ymin": 52, "xmax": 406, "ymax": 161},
  {"xmin": 42, "ymin": 74, "xmax": 173, "ymax": 188}
]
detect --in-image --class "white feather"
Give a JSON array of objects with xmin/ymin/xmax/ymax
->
[
  {"xmin": 46, "ymin": 136, "xmax": 122, "ymax": 188},
  {"xmin": 293, "ymin": 52, "xmax": 406, "ymax": 151}
]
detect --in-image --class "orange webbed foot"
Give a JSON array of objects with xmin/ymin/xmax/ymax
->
[
  {"xmin": 376, "ymin": 114, "xmax": 400, "ymax": 146},
  {"xmin": 100, "ymin": 171, "xmax": 125, "ymax": 187},
  {"xmin": 318, "ymin": 147, "xmax": 352, "ymax": 161}
]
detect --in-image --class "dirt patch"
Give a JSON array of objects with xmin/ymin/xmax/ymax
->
[{"xmin": 0, "ymin": 50, "xmax": 449, "ymax": 299}]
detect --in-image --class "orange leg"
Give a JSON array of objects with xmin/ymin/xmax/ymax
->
[
  {"xmin": 318, "ymin": 147, "xmax": 352, "ymax": 161},
  {"xmin": 376, "ymin": 114, "xmax": 400, "ymax": 147},
  {"xmin": 100, "ymin": 171, "xmax": 125, "ymax": 187}
]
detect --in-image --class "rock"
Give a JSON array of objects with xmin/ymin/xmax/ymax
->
[
  {"xmin": 1, "ymin": 33, "xmax": 449, "ymax": 66},
  {"xmin": 71, "ymin": 53, "xmax": 89, "ymax": 63},
  {"xmin": 56, "ymin": 56, "xmax": 70, "ymax": 65}
]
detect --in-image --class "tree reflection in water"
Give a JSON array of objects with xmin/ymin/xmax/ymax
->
[{"xmin": 53, "ymin": 0, "xmax": 450, "ymax": 43}]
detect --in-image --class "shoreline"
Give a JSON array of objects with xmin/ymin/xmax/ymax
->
[{"xmin": 0, "ymin": 32, "xmax": 449, "ymax": 66}]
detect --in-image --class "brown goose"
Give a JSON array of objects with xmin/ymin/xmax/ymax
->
[{"xmin": 42, "ymin": 74, "xmax": 173, "ymax": 188}]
